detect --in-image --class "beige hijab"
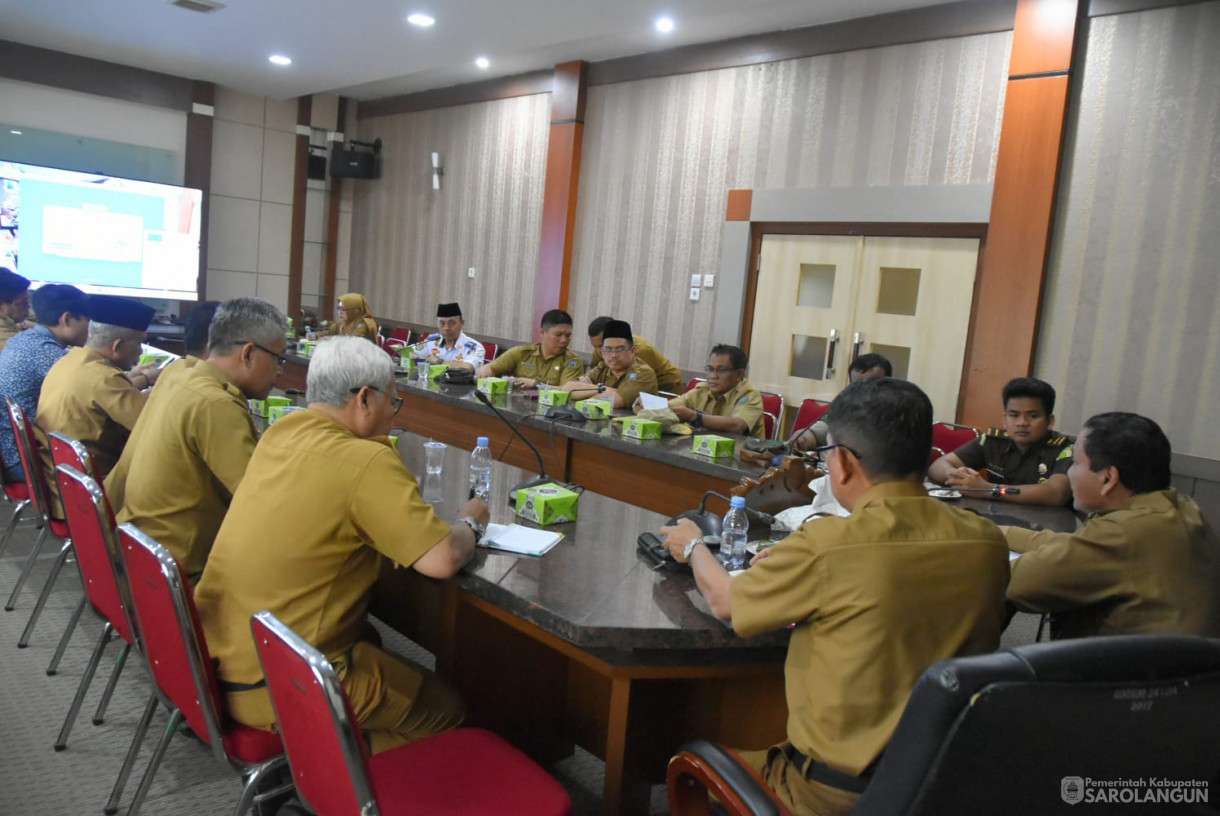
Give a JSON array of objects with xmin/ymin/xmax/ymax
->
[{"xmin": 337, "ymin": 293, "xmax": 379, "ymax": 341}]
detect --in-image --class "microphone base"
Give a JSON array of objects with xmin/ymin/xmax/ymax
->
[
  {"xmin": 507, "ymin": 473, "xmax": 559, "ymax": 506},
  {"xmin": 667, "ymin": 509, "xmax": 723, "ymax": 541}
]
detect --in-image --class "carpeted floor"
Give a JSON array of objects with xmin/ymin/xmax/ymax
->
[{"xmin": 0, "ymin": 509, "xmax": 668, "ymax": 815}]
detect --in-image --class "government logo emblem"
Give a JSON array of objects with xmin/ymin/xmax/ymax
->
[{"xmin": 1062, "ymin": 776, "xmax": 1085, "ymax": 805}]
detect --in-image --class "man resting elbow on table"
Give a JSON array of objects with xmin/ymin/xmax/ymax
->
[
  {"xmin": 195, "ymin": 337, "xmax": 489, "ymax": 755},
  {"xmin": 660, "ymin": 378, "xmax": 1009, "ymax": 816},
  {"xmin": 653, "ymin": 344, "xmax": 764, "ymax": 438},
  {"xmin": 928, "ymin": 376, "xmax": 1074, "ymax": 507},
  {"xmin": 561, "ymin": 319, "xmax": 657, "ymax": 409},
  {"xmin": 1004, "ymin": 411, "xmax": 1220, "ymax": 640}
]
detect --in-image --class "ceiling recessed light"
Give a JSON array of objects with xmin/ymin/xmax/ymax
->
[
  {"xmin": 655, "ymin": 16, "xmax": 675, "ymax": 33},
  {"xmin": 9, "ymin": 130, "xmax": 22, "ymax": 136},
  {"xmin": 407, "ymin": 12, "xmax": 435, "ymax": 27},
  {"xmin": 475, "ymin": 56, "xmax": 490, "ymax": 69},
  {"xmin": 268, "ymin": 54, "xmax": 292, "ymax": 66}
]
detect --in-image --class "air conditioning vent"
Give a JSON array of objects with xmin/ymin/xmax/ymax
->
[{"xmin": 171, "ymin": 0, "xmax": 226, "ymax": 13}]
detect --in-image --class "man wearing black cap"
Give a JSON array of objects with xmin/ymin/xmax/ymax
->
[
  {"xmin": 35, "ymin": 295, "xmax": 161, "ymax": 498},
  {"xmin": 0, "ymin": 267, "xmax": 31, "ymax": 353},
  {"xmin": 413, "ymin": 302, "xmax": 485, "ymax": 372},
  {"xmin": 563, "ymin": 319, "xmax": 658, "ymax": 409},
  {"xmin": 0, "ymin": 284, "xmax": 91, "ymax": 482}
]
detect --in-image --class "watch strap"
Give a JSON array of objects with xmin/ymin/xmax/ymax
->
[{"xmin": 683, "ymin": 537, "xmax": 703, "ymax": 562}]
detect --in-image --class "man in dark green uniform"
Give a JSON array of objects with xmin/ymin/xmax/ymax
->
[
  {"xmin": 928, "ymin": 376, "xmax": 1074, "ymax": 506},
  {"xmin": 477, "ymin": 308, "xmax": 584, "ymax": 387}
]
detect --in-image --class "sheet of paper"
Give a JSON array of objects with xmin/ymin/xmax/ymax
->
[
  {"xmin": 638, "ymin": 392, "xmax": 668, "ymax": 411},
  {"xmin": 479, "ymin": 523, "xmax": 564, "ymax": 556}
]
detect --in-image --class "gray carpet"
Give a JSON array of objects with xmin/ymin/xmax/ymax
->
[{"xmin": 0, "ymin": 509, "xmax": 668, "ymax": 815}]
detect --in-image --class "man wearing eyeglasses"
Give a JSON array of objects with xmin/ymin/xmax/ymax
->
[
  {"xmin": 106, "ymin": 298, "xmax": 288, "ymax": 579},
  {"xmin": 661, "ymin": 344, "xmax": 766, "ymax": 438},
  {"xmin": 197, "ymin": 336, "xmax": 488, "ymax": 754},
  {"xmin": 563, "ymin": 319, "xmax": 657, "ymax": 409},
  {"xmin": 659, "ymin": 378, "xmax": 1008, "ymax": 816},
  {"xmin": 587, "ymin": 315, "xmax": 683, "ymax": 393}
]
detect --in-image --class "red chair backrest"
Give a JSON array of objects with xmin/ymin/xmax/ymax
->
[
  {"xmin": 685, "ymin": 378, "xmax": 705, "ymax": 393},
  {"xmin": 762, "ymin": 412, "xmax": 777, "ymax": 441},
  {"xmin": 390, "ymin": 328, "xmax": 413, "ymax": 343},
  {"xmin": 252, "ymin": 611, "xmax": 373, "ymax": 816},
  {"xmin": 932, "ymin": 422, "xmax": 979, "ymax": 457},
  {"xmin": 117, "ymin": 523, "xmax": 227, "ymax": 757},
  {"xmin": 49, "ymin": 432, "xmax": 113, "ymax": 517},
  {"xmin": 384, "ymin": 338, "xmax": 408, "ymax": 351},
  {"xmin": 480, "ymin": 341, "xmax": 498, "ymax": 361},
  {"xmin": 793, "ymin": 399, "xmax": 832, "ymax": 434},
  {"xmin": 760, "ymin": 392, "xmax": 785, "ymax": 439},
  {"xmin": 55, "ymin": 465, "xmax": 133, "ymax": 644},
  {"xmin": 5, "ymin": 396, "xmax": 54, "ymax": 521}
]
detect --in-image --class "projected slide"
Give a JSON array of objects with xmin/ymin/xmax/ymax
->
[{"xmin": 0, "ymin": 160, "xmax": 202, "ymax": 301}]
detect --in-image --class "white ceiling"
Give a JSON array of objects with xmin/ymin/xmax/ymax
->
[{"xmin": 1, "ymin": 0, "xmax": 960, "ymax": 102}]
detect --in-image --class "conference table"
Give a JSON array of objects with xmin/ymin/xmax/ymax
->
[{"xmin": 272, "ymin": 356, "xmax": 1082, "ymax": 815}]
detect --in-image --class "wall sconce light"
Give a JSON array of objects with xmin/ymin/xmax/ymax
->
[{"xmin": 431, "ymin": 152, "xmax": 443, "ymax": 190}]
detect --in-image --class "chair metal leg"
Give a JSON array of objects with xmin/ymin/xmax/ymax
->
[
  {"xmin": 106, "ymin": 694, "xmax": 159, "ymax": 816},
  {"xmin": 47, "ymin": 595, "xmax": 87, "ymax": 675},
  {"xmin": 54, "ymin": 622, "xmax": 114, "ymax": 751},
  {"xmin": 93, "ymin": 640, "xmax": 132, "ymax": 725},
  {"xmin": 234, "ymin": 756, "xmax": 290, "ymax": 816},
  {"xmin": 18, "ymin": 538, "xmax": 74, "ymax": 647},
  {"xmin": 124, "ymin": 707, "xmax": 183, "ymax": 816},
  {"xmin": 5, "ymin": 524, "xmax": 49, "ymax": 611},
  {"xmin": 0, "ymin": 499, "xmax": 31, "ymax": 560}
]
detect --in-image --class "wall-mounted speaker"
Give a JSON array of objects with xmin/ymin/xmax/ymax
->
[{"xmin": 330, "ymin": 149, "xmax": 379, "ymax": 179}]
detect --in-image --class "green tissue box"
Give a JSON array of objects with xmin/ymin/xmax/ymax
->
[
  {"xmin": 266, "ymin": 395, "xmax": 292, "ymax": 410},
  {"xmin": 693, "ymin": 434, "xmax": 735, "ymax": 458},
  {"xmin": 138, "ymin": 353, "xmax": 171, "ymax": 367},
  {"xmin": 267, "ymin": 405, "xmax": 303, "ymax": 425},
  {"xmin": 539, "ymin": 389, "xmax": 570, "ymax": 406},
  {"xmin": 248, "ymin": 399, "xmax": 267, "ymax": 417},
  {"xmin": 428, "ymin": 364, "xmax": 448, "ymax": 379},
  {"xmin": 577, "ymin": 398, "xmax": 613, "ymax": 420},
  {"xmin": 297, "ymin": 340, "xmax": 317, "ymax": 358},
  {"xmin": 622, "ymin": 418, "xmax": 662, "ymax": 440},
  {"xmin": 514, "ymin": 483, "xmax": 580, "ymax": 526},
  {"xmin": 477, "ymin": 377, "xmax": 509, "ymax": 395}
]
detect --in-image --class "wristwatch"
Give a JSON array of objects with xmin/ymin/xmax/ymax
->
[
  {"xmin": 691, "ymin": 410, "xmax": 704, "ymax": 428},
  {"xmin": 457, "ymin": 515, "xmax": 486, "ymax": 540},
  {"xmin": 990, "ymin": 484, "xmax": 1002, "ymax": 500},
  {"xmin": 682, "ymin": 537, "xmax": 704, "ymax": 563}
]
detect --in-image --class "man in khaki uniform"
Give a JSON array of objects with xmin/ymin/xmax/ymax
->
[
  {"xmin": 196, "ymin": 337, "xmax": 490, "ymax": 754},
  {"xmin": 35, "ymin": 296, "xmax": 160, "ymax": 510},
  {"xmin": 587, "ymin": 315, "xmax": 682, "ymax": 393},
  {"xmin": 661, "ymin": 378, "xmax": 1009, "ymax": 816},
  {"xmin": 1007, "ymin": 412, "xmax": 1220, "ymax": 639},
  {"xmin": 0, "ymin": 267, "xmax": 31, "ymax": 352},
  {"xmin": 663, "ymin": 344, "xmax": 765, "ymax": 438},
  {"xmin": 477, "ymin": 308, "xmax": 584, "ymax": 387},
  {"xmin": 564, "ymin": 319, "xmax": 657, "ymax": 409},
  {"xmin": 106, "ymin": 298, "xmax": 287, "ymax": 578},
  {"xmin": 103, "ymin": 301, "xmax": 219, "ymax": 512}
]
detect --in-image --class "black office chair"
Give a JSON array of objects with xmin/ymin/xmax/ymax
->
[{"xmin": 668, "ymin": 635, "xmax": 1220, "ymax": 816}]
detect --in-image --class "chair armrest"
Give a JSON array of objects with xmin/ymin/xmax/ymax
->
[{"xmin": 667, "ymin": 740, "xmax": 789, "ymax": 816}]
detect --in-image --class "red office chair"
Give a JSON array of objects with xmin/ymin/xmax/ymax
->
[
  {"xmin": 929, "ymin": 422, "xmax": 979, "ymax": 465},
  {"xmin": 791, "ymin": 398, "xmax": 832, "ymax": 438},
  {"xmin": 685, "ymin": 377, "xmax": 705, "ymax": 392},
  {"xmin": 4, "ymin": 398, "xmax": 73, "ymax": 644},
  {"xmin": 384, "ymin": 338, "xmax": 408, "ymax": 353},
  {"xmin": 251, "ymin": 610, "xmax": 573, "ymax": 816},
  {"xmin": 760, "ymin": 392, "xmax": 785, "ymax": 440},
  {"xmin": 0, "ymin": 454, "xmax": 34, "ymax": 560},
  {"xmin": 762, "ymin": 412, "xmax": 779, "ymax": 442},
  {"xmin": 389, "ymin": 327, "xmax": 413, "ymax": 343},
  {"xmin": 115, "ymin": 523, "xmax": 287, "ymax": 816},
  {"xmin": 52, "ymin": 465, "xmax": 135, "ymax": 753},
  {"xmin": 44, "ymin": 432, "xmax": 112, "ymax": 676},
  {"xmin": 480, "ymin": 340, "xmax": 499, "ymax": 361}
]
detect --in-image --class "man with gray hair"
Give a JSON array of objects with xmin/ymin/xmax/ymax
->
[
  {"xmin": 197, "ymin": 336, "xmax": 489, "ymax": 753},
  {"xmin": 35, "ymin": 296, "xmax": 160, "ymax": 510},
  {"xmin": 106, "ymin": 297, "xmax": 288, "ymax": 578}
]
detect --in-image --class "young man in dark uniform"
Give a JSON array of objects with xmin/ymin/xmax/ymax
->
[{"xmin": 928, "ymin": 376, "xmax": 1074, "ymax": 506}]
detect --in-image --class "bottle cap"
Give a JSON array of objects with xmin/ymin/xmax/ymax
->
[
  {"xmin": 730, "ymin": 496, "xmax": 746, "ymax": 508},
  {"xmin": 477, "ymin": 436, "xmax": 489, "ymax": 447}
]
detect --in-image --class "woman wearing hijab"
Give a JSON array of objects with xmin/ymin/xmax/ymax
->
[{"xmin": 316, "ymin": 293, "xmax": 379, "ymax": 341}]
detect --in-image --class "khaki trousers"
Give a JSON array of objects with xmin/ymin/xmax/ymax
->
[{"xmin": 737, "ymin": 745, "xmax": 862, "ymax": 816}]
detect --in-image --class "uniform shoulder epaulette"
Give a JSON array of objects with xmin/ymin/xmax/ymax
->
[
  {"xmin": 1047, "ymin": 434, "xmax": 1071, "ymax": 446},
  {"xmin": 984, "ymin": 427, "xmax": 1009, "ymax": 439}
]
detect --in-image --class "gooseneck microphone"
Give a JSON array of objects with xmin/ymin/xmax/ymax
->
[
  {"xmin": 473, "ymin": 389, "xmax": 556, "ymax": 503},
  {"xmin": 667, "ymin": 490, "xmax": 777, "ymax": 539}
]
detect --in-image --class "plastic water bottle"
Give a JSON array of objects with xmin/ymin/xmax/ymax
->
[
  {"xmin": 722, "ymin": 496, "xmax": 749, "ymax": 570},
  {"xmin": 469, "ymin": 436, "xmax": 493, "ymax": 501}
]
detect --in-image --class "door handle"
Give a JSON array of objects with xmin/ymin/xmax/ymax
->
[
  {"xmin": 851, "ymin": 332, "xmax": 863, "ymax": 365},
  {"xmin": 825, "ymin": 330, "xmax": 838, "ymax": 378}
]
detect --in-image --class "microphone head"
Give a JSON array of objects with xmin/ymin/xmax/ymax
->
[{"xmin": 473, "ymin": 389, "xmax": 491, "ymax": 405}]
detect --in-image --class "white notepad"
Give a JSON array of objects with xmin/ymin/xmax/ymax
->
[
  {"xmin": 638, "ymin": 392, "xmax": 669, "ymax": 411},
  {"xmin": 479, "ymin": 523, "xmax": 564, "ymax": 556}
]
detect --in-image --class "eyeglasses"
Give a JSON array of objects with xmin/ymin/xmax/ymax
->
[
  {"xmin": 239, "ymin": 340, "xmax": 288, "ymax": 368},
  {"xmin": 351, "ymin": 385, "xmax": 403, "ymax": 415},
  {"xmin": 703, "ymin": 366, "xmax": 741, "ymax": 374},
  {"xmin": 601, "ymin": 345, "xmax": 632, "ymax": 356},
  {"xmin": 810, "ymin": 443, "xmax": 863, "ymax": 464}
]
